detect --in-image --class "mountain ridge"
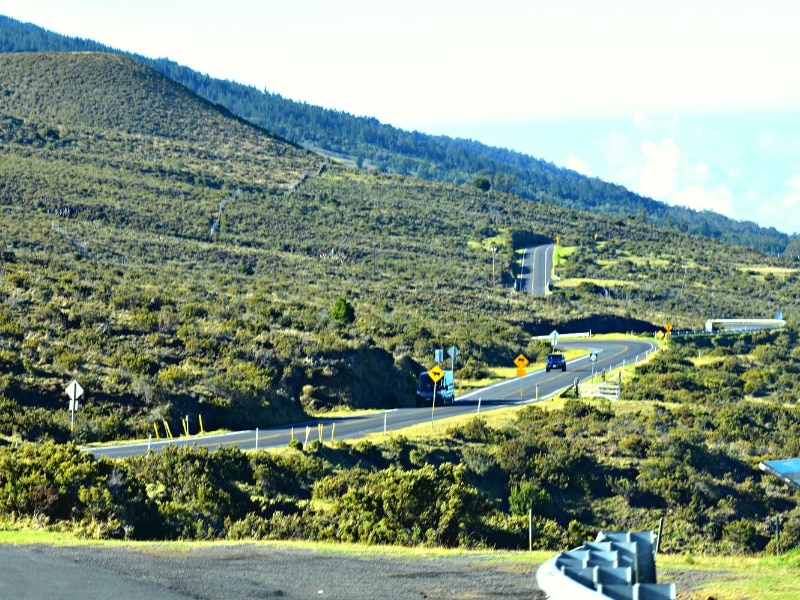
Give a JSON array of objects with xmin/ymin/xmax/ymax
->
[{"xmin": 0, "ymin": 13, "xmax": 792, "ymax": 255}]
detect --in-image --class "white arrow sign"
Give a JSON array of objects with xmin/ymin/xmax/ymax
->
[
  {"xmin": 65, "ymin": 380, "xmax": 84, "ymax": 402},
  {"xmin": 550, "ymin": 330, "xmax": 559, "ymax": 347}
]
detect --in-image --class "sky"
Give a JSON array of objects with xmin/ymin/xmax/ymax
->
[{"xmin": 3, "ymin": 0, "xmax": 800, "ymax": 234}]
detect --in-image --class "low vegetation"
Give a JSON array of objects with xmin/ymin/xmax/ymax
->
[
  {"xmin": 1, "ymin": 331, "xmax": 799, "ymax": 561},
  {"xmin": 0, "ymin": 51, "xmax": 799, "ymax": 578}
]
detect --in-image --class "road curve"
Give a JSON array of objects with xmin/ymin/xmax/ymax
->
[{"xmin": 87, "ymin": 339, "xmax": 658, "ymax": 460}]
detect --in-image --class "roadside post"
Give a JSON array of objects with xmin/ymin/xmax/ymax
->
[
  {"xmin": 447, "ymin": 345, "xmax": 459, "ymax": 395},
  {"xmin": 427, "ymin": 365, "xmax": 444, "ymax": 427},
  {"xmin": 514, "ymin": 354, "xmax": 529, "ymax": 398}
]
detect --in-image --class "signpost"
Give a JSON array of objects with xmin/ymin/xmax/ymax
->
[
  {"xmin": 549, "ymin": 329, "xmax": 559, "ymax": 348},
  {"xmin": 428, "ymin": 365, "xmax": 444, "ymax": 425},
  {"xmin": 514, "ymin": 353, "xmax": 529, "ymax": 377},
  {"xmin": 447, "ymin": 345, "xmax": 459, "ymax": 371},
  {"xmin": 447, "ymin": 345, "xmax": 459, "ymax": 395},
  {"xmin": 589, "ymin": 349, "xmax": 598, "ymax": 379},
  {"xmin": 65, "ymin": 379, "xmax": 84, "ymax": 432},
  {"xmin": 513, "ymin": 354, "xmax": 528, "ymax": 396}
]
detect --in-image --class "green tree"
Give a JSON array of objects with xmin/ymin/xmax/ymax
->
[
  {"xmin": 330, "ymin": 296, "xmax": 355, "ymax": 324},
  {"xmin": 509, "ymin": 481, "xmax": 553, "ymax": 517}
]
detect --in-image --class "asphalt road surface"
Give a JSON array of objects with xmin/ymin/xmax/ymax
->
[
  {"xmin": 519, "ymin": 243, "xmax": 554, "ymax": 295},
  {"xmin": 88, "ymin": 339, "xmax": 658, "ymax": 460},
  {"xmin": 0, "ymin": 543, "xmax": 546, "ymax": 600}
]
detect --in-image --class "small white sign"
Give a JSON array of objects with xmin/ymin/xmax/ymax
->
[{"xmin": 65, "ymin": 380, "xmax": 84, "ymax": 402}]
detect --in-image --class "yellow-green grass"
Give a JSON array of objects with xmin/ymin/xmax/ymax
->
[
  {"xmin": 739, "ymin": 265, "xmax": 798, "ymax": 276},
  {"xmin": 554, "ymin": 277, "xmax": 634, "ymax": 288},
  {"xmin": 0, "ymin": 525, "xmax": 541, "ymax": 558},
  {"xmin": 658, "ymin": 552, "xmax": 800, "ymax": 600},
  {"xmin": 555, "ymin": 245, "xmax": 578, "ymax": 259},
  {"xmin": 604, "ymin": 253, "xmax": 671, "ymax": 269},
  {"xmin": 690, "ymin": 354, "xmax": 726, "ymax": 368},
  {"xmin": 466, "ymin": 230, "xmax": 511, "ymax": 252}
]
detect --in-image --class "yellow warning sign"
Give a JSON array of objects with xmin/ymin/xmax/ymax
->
[
  {"xmin": 428, "ymin": 365, "xmax": 444, "ymax": 383},
  {"xmin": 513, "ymin": 354, "xmax": 529, "ymax": 368}
]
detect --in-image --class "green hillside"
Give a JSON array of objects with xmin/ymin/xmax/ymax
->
[
  {"xmin": 1, "ymin": 50, "xmax": 800, "ymax": 566},
  {"xmin": 0, "ymin": 51, "xmax": 798, "ymax": 444},
  {"xmin": 0, "ymin": 14, "xmax": 793, "ymax": 256}
]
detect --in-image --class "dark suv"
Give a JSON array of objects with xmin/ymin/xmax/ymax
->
[{"xmin": 546, "ymin": 352, "xmax": 566, "ymax": 372}]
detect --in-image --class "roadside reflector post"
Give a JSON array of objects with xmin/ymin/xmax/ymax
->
[
  {"xmin": 384, "ymin": 412, "xmax": 388, "ymax": 436},
  {"xmin": 255, "ymin": 427, "xmax": 259, "ymax": 452},
  {"xmin": 477, "ymin": 397, "xmax": 481, "ymax": 414},
  {"xmin": 529, "ymin": 508, "xmax": 533, "ymax": 551}
]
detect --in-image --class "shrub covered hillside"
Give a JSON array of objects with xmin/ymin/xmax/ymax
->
[
  {"xmin": 1, "ymin": 15, "xmax": 793, "ymax": 256},
  {"xmin": 0, "ymin": 52, "xmax": 799, "ymax": 445},
  {"xmin": 2, "ymin": 329, "xmax": 800, "ymax": 554}
]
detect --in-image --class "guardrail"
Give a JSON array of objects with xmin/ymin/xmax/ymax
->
[{"xmin": 536, "ymin": 530, "xmax": 676, "ymax": 600}]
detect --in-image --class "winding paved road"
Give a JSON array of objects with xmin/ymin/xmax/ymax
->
[{"xmin": 87, "ymin": 339, "xmax": 658, "ymax": 459}]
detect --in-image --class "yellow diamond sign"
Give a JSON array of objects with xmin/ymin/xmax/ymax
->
[
  {"xmin": 428, "ymin": 365, "xmax": 444, "ymax": 383},
  {"xmin": 513, "ymin": 354, "xmax": 529, "ymax": 368}
]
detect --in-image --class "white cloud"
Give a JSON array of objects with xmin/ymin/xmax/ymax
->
[
  {"xmin": 671, "ymin": 185, "xmax": 734, "ymax": 216},
  {"xmin": 690, "ymin": 160, "xmax": 711, "ymax": 182},
  {"xmin": 639, "ymin": 138, "xmax": 680, "ymax": 199},
  {"xmin": 565, "ymin": 154, "xmax": 591, "ymax": 176},
  {"xmin": 782, "ymin": 174, "xmax": 800, "ymax": 210},
  {"xmin": 603, "ymin": 130, "xmax": 642, "ymax": 189}
]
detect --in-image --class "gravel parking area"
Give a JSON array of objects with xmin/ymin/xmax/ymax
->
[{"xmin": 0, "ymin": 543, "xmax": 547, "ymax": 600}]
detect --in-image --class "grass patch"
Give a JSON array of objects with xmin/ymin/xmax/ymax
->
[
  {"xmin": 555, "ymin": 277, "xmax": 634, "ymax": 288},
  {"xmin": 555, "ymin": 245, "xmax": 578, "ymax": 259},
  {"xmin": 658, "ymin": 551, "xmax": 800, "ymax": 600},
  {"xmin": 739, "ymin": 265, "xmax": 798, "ymax": 277}
]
